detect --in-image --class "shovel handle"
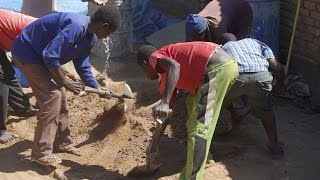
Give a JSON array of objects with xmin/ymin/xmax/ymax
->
[{"xmin": 82, "ymin": 86, "xmax": 132, "ymax": 100}]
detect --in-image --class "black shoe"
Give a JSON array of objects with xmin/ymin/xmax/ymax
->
[{"xmin": 12, "ymin": 108, "xmax": 38, "ymax": 117}]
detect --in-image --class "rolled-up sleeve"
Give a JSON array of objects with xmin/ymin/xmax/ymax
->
[
  {"xmin": 42, "ymin": 23, "xmax": 82, "ymax": 68},
  {"xmin": 73, "ymin": 56, "xmax": 99, "ymax": 88},
  {"xmin": 259, "ymin": 41, "xmax": 275, "ymax": 60}
]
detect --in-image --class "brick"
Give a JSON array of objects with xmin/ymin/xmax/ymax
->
[
  {"xmin": 307, "ymin": 43, "xmax": 319, "ymax": 52},
  {"xmin": 280, "ymin": 0, "xmax": 320, "ymax": 62},
  {"xmin": 312, "ymin": 37, "xmax": 320, "ymax": 45},
  {"xmin": 303, "ymin": 18, "xmax": 315, "ymax": 26},
  {"xmin": 310, "ymin": 11, "xmax": 320, "ymax": 19},
  {"xmin": 296, "ymin": 32, "xmax": 314, "ymax": 41},
  {"xmin": 304, "ymin": 1, "xmax": 316, "ymax": 10},
  {"xmin": 311, "ymin": 0, "xmax": 320, "ymax": 3},
  {"xmin": 307, "ymin": 26, "xmax": 320, "ymax": 36},
  {"xmin": 314, "ymin": 20, "xmax": 320, "ymax": 26},
  {"xmin": 299, "ymin": 8, "xmax": 310, "ymax": 16},
  {"xmin": 295, "ymin": 39, "xmax": 309, "ymax": 48},
  {"xmin": 301, "ymin": 17, "xmax": 315, "ymax": 26},
  {"xmin": 301, "ymin": 49, "xmax": 314, "ymax": 59}
]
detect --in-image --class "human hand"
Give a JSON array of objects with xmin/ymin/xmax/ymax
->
[
  {"xmin": 66, "ymin": 73, "xmax": 76, "ymax": 81},
  {"xmin": 152, "ymin": 101, "xmax": 172, "ymax": 119},
  {"xmin": 60, "ymin": 66, "xmax": 77, "ymax": 81},
  {"xmin": 63, "ymin": 80, "xmax": 83, "ymax": 94},
  {"xmin": 98, "ymin": 86, "xmax": 112, "ymax": 99}
]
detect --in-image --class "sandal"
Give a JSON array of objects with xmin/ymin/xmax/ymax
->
[
  {"xmin": 55, "ymin": 146, "xmax": 82, "ymax": 156},
  {"xmin": 31, "ymin": 154, "xmax": 62, "ymax": 166},
  {"xmin": 0, "ymin": 132, "xmax": 18, "ymax": 144}
]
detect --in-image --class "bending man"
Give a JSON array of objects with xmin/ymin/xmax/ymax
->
[{"xmin": 11, "ymin": 5, "xmax": 121, "ymax": 165}]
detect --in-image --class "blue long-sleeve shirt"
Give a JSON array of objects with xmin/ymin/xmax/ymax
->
[{"xmin": 11, "ymin": 12, "xmax": 99, "ymax": 88}]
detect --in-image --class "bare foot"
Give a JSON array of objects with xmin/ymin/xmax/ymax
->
[
  {"xmin": 55, "ymin": 146, "xmax": 82, "ymax": 156},
  {"xmin": 0, "ymin": 132, "xmax": 18, "ymax": 144}
]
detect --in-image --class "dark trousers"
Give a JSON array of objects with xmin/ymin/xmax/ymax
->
[{"xmin": 0, "ymin": 51, "xmax": 32, "ymax": 133}]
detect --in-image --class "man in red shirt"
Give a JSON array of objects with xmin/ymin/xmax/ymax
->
[
  {"xmin": 0, "ymin": 9, "xmax": 38, "ymax": 143},
  {"xmin": 137, "ymin": 42, "xmax": 238, "ymax": 180}
]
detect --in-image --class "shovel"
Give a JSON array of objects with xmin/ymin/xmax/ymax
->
[
  {"xmin": 128, "ymin": 114, "xmax": 170, "ymax": 177},
  {"xmin": 79, "ymin": 83, "xmax": 133, "ymax": 113}
]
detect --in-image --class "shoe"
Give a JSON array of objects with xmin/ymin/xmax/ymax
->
[
  {"xmin": 31, "ymin": 154, "xmax": 62, "ymax": 166},
  {"xmin": 13, "ymin": 108, "xmax": 38, "ymax": 117}
]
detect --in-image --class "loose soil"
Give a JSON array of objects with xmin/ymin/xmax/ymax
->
[{"xmin": 1, "ymin": 53, "xmax": 320, "ymax": 180}]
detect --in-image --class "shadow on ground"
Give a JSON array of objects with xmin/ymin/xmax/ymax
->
[
  {"xmin": 76, "ymin": 103, "xmax": 128, "ymax": 148},
  {"xmin": 0, "ymin": 140, "xmax": 54, "ymax": 176}
]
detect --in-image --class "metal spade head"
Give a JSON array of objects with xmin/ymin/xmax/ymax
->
[{"xmin": 122, "ymin": 83, "xmax": 133, "ymax": 113}]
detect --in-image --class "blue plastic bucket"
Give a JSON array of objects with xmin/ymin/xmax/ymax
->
[
  {"xmin": 247, "ymin": 0, "xmax": 280, "ymax": 57},
  {"xmin": 14, "ymin": 67, "xmax": 30, "ymax": 88}
]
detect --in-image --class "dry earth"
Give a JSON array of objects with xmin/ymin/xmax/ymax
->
[{"xmin": 1, "ymin": 53, "xmax": 320, "ymax": 180}]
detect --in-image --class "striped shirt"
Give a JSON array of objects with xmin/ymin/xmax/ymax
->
[{"xmin": 223, "ymin": 38, "xmax": 275, "ymax": 73}]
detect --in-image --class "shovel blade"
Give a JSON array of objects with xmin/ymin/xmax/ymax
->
[{"xmin": 122, "ymin": 83, "xmax": 133, "ymax": 113}]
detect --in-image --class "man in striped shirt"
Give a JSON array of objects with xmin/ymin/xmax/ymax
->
[{"xmin": 221, "ymin": 33, "xmax": 285, "ymax": 157}]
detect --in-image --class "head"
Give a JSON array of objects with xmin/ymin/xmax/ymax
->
[
  {"xmin": 89, "ymin": 5, "xmax": 121, "ymax": 39},
  {"xmin": 137, "ymin": 45, "xmax": 159, "ymax": 80},
  {"xmin": 218, "ymin": 33, "xmax": 237, "ymax": 45},
  {"xmin": 185, "ymin": 14, "xmax": 207, "ymax": 42}
]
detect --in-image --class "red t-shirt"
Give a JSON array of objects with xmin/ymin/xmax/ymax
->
[
  {"xmin": 0, "ymin": 9, "xmax": 36, "ymax": 50},
  {"xmin": 149, "ymin": 42, "xmax": 221, "ymax": 96}
]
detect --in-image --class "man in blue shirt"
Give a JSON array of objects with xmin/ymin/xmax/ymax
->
[
  {"xmin": 220, "ymin": 33, "xmax": 285, "ymax": 157},
  {"xmin": 11, "ymin": 5, "xmax": 121, "ymax": 166}
]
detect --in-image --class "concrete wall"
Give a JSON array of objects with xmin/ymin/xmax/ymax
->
[{"xmin": 280, "ymin": 0, "xmax": 320, "ymax": 103}]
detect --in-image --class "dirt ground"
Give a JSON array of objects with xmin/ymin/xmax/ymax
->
[
  {"xmin": 1, "ymin": 1, "xmax": 320, "ymax": 179},
  {"xmin": 1, "ymin": 52, "xmax": 320, "ymax": 180}
]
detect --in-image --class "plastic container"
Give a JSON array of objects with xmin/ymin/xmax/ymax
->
[
  {"xmin": 14, "ymin": 67, "xmax": 30, "ymax": 88},
  {"xmin": 247, "ymin": 0, "xmax": 280, "ymax": 57}
]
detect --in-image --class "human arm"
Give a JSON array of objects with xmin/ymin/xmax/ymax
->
[
  {"xmin": 153, "ymin": 57, "xmax": 180, "ymax": 118},
  {"xmin": 73, "ymin": 56, "xmax": 100, "ymax": 88},
  {"xmin": 61, "ymin": 66, "xmax": 76, "ymax": 81},
  {"xmin": 258, "ymin": 40, "xmax": 285, "ymax": 90},
  {"xmin": 41, "ymin": 23, "xmax": 95, "ymax": 93},
  {"xmin": 268, "ymin": 58, "xmax": 285, "ymax": 90},
  {"xmin": 49, "ymin": 67, "xmax": 83, "ymax": 94}
]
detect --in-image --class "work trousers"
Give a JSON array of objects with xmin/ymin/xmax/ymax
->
[
  {"xmin": 13, "ymin": 57, "xmax": 72, "ymax": 158},
  {"xmin": 0, "ymin": 51, "xmax": 33, "ymax": 133},
  {"xmin": 179, "ymin": 60, "xmax": 239, "ymax": 180}
]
